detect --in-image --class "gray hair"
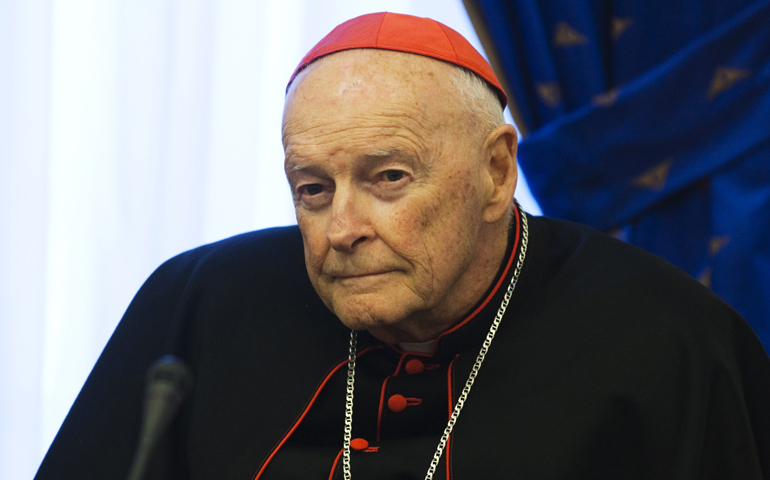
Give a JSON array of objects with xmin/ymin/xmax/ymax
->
[{"xmin": 448, "ymin": 66, "xmax": 505, "ymax": 141}]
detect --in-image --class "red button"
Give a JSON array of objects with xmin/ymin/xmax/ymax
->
[
  {"xmin": 405, "ymin": 358, "xmax": 425, "ymax": 374},
  {"xmin": 387, "ymin": 394, "xmax": 407, "ymax": 413},
  {"xmin": 350, "ymin": 438, "xmax": 369, "ymax": 451}
]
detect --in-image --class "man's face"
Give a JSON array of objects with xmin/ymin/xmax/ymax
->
[{"xmin": 282, "ymin": 51, "xmax": 500, "ymax": 343}]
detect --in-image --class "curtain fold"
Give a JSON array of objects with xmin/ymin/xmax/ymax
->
[
  {"xmin": 468, "ymin": 0, "xmax": 770, "ymax": 349},
  {"xmin": 519, "ymin": 1, "xmax": 770, "ymax": 229}
]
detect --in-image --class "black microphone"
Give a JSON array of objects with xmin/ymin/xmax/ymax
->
[{"xmin": 126, "ymin": 355, "xmax": 194, "ymax": 480}]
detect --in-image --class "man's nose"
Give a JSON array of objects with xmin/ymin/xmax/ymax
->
[{"xmin": 327, "ymin": 190, "xmax": 375, "ymax": 252}]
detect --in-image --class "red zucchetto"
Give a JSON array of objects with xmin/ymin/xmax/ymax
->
[{"xmin": 287, "ymin": 11, "xmax": 507, "ymax": 107}]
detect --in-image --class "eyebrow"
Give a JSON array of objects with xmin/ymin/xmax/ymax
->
[
  {"xmin": 287, "ymin": 162, "xmax": 309, "ymax": 174},
  {"xmin": 367, "ymin": 147, "xmax": 403, "ymax": 158}
]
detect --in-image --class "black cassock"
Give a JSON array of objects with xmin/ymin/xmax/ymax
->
[{"xmin": 36, "ymin": 207, "xmax": 770, "ymax": 479}]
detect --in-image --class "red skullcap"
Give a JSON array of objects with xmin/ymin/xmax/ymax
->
[{"xmin": 287, "ymin": 12, "xmax": 508, "ymax": 107}]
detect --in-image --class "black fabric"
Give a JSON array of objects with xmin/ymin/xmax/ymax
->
[{"xmin": 35, "ymin": 214, "xmax": 770, "ymax": 480}]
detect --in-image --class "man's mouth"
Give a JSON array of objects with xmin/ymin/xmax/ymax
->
[{"xmin": 335, "ymin": 270, "xmax": 394, "ymax": 279}]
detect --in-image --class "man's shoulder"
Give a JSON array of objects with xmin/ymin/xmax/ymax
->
[
  {"xmin": 166, "ymin": 225, "xmax": 303, "ymax": 268},
  {"xmin": 511, "ymin": 216, "xmax": 770, "ymax": 388},
  {"xmin": 128, "ymin": 225, "xmax": 318, "ymax": 330},
  {"xmin": 526, "ymin": 214, "xmax": 748, "ymax": 343},
  {"xmin": 150, "ymin": 225, "xmax": 306, "ymax": 286},
  {"xmin": 533, "ymin": 214, "xmax": 714, "ymax": 299}
]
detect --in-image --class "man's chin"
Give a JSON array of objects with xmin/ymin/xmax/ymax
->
[
  {"xmin": 334, "ymin": 308, "xmax": 400, "ymax": 332},
  {"xmin": 332, "ymin": 300, "xmax": 409, "ymax": 332},
  {"xmin": 331, "ymin": 300, "xmax": 437, "ymax": 344}
]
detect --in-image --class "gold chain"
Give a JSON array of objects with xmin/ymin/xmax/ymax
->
[{"xmin": 343, "ymin": 209, "xmax": 529, "ymax": 480}]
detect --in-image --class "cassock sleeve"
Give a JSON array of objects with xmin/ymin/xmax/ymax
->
[{"xmin": 34, "ymin": 246, "xmax": 210, "ymax": 480}]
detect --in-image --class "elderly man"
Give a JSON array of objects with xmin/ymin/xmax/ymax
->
[{"xmin": 36, "ymin": 12, "xmax": 770, "ymax": 480}]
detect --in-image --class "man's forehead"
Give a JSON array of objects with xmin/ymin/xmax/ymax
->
[
  {"xmin": 282, "ymin": 51, "xmax": 475, "ymax": 175},
  {"xmin": 283, "ymin": 51, "xmax": 462, "ymax": 150},
  {"xmin": 287, "ymin": 49, "xmax": 448, "ymax": 100}
]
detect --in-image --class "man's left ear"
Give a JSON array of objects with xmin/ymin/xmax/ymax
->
[{"xmin": 482, "ymin": 124, "xmax": 518, "ymax": 223}]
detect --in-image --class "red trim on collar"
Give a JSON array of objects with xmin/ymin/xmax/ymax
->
[
  {"xmin": 446, "ymin": 355, "xmax": 459, "ymax": 479},
  {"xmin": 253, "ymin": 345, "xmax": 382, "ymax": 479},
  {"xmin": 328, "ymin": 448, "xmax": 344, "ymax": 480},
  {"xmin": 437, "ymin": 207, "xmax": 521, "ymax": 340},
  {"xmin": 387, "ymin": 206, "xmax": 522, "ymax": 358}
]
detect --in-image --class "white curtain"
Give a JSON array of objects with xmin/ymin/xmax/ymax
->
[{"xmin": 0, "ymin": 1, "xmax": 541, "ymax": 478}]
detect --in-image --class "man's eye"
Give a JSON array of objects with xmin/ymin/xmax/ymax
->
[
  {"xmin": 383, "ymin": 170, "xmax": 405, "ymax": 182},
  {"xmin": 303, "ymin": 184, "xmax": 324, "ymax": 195}
]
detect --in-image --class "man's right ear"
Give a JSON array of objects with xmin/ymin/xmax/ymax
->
[{"xmin": 481, "ymin": 124, "xmax": 518, "ymax": 223}]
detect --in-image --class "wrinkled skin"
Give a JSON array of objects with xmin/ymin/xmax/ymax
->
[{"xmin": 282, "ymin": 50, "xmax": 518, "ymax": 344}]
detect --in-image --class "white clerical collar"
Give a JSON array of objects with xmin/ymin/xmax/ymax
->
[{"xmin": 396, "ymin": 339, "xmax": 437, "ymax": 354}]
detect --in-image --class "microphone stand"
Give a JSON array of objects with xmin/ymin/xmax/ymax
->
[{"xmin": 126, "ymin": 355, "xmax": 194, "ymax": 480}]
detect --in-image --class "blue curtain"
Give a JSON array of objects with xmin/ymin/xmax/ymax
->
[{"xmin": 470, "ymin": 0, "xmax": 770, "ymax": 349}]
